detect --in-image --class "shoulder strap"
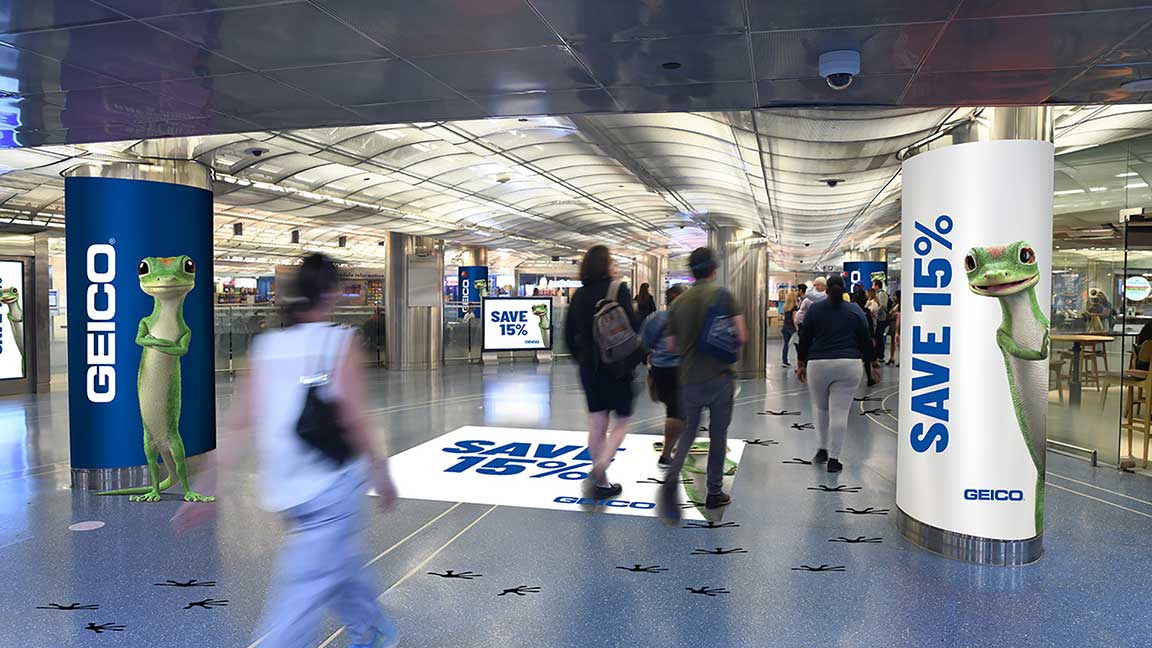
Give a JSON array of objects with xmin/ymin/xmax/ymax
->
[{"xmin": 606, "ymin": 279, "xmax": 624, "ymax": 304}]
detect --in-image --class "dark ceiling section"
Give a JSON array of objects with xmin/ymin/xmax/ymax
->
[{"xmin": 0, "ymin": 1, "xmax": 1147, "ymax": 144}]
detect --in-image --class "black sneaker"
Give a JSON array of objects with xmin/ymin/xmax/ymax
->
[
  {"xmin": 813, "ymin": 449, "xmax": 829, "ymax": 464},
  {"xmin": 593, "ymin": 483, "xmax": 623, "ymax": 499},
  {"xmin": 705, "ymin": 493, "xmax": 731, "ymax": 509},
  {"xmin": 827, "ymin": 458, "xmax": 843, "ymax": 473}
]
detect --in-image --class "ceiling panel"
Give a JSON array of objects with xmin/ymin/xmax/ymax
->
[
  {"xmin": 752, "ymin": 23, "xmax": 944, "ymax": 80},
  {"xmin": 747, "ymin": 0, "xmax": 959, "ymax": 31},
  {"xmin": 413, "ymin": 46, "xmax": 598, "ymax": 95},
  {"xmin": 0, "ymin": 0, "xmax": 124, "ymax": 34},
  {"xmin": 573, "ymin": 34, "xmax": 752, "ymax": 87},
  {"xmin": 271, "ymin": 59, "xmax": 457, "ymax": 106},
  {"xmin": 97, "ymin": 0, "xmax": 285, "ymax": 19},
  {"xmin": 532, "ymin": 0, "xmax": 745, "ymax": 42}
]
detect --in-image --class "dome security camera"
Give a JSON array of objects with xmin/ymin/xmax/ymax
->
[{"xmin": 819, "ymin": 50, "xmax": 861, "ymax": 91}]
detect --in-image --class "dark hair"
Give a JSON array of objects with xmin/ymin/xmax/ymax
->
[
  {"xmin": 873, "ymin": 278, "xmax": 884, "ymax": 288},
  {"xmin": 827, "ymin": 274, "xmax": 846, "ymax": 307},
  {"xmin": 688, "ymin": 247, "xmax": 717, "ymax": 280},
  {"xmin": 637, "ymin": 282, "xmax": 651, "ymax": 299},
  {"xmin": 286, "ymin": 253, "xmax": 341, "ymax": 323},
  {"xmin": 580, "ymin": 245, "xmax": 612, "ymax": 283},
  {"xmin": 796, "ymin": 283, "xmax": 807, "ymax": 294},
  {"xmin": 666, "ymin": 283, "xmax": 687, "ymax": 304}
]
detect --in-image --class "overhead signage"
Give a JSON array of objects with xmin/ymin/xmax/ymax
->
[
  {"xmin": 482, "ymin": 298, "xmax": 552, "ymax": 351},
  {"xmin": 0, "ymin": 260, "xmax": 25, "ymax": 380},
  {"xmin": 385, "ymin": 426, "xmax": 746, "ymax": 520},
  {"xmin": 898, "ymin": 140, "xmax": 1053, "ymax": 547}
]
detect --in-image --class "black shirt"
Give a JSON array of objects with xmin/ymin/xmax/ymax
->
[{"xmin": 797, "ymin": 299, "xmax": 876, "ymax": 363}]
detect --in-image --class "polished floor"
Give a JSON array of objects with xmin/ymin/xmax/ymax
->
[{"xmin": 3, "ymin": 342, "xmax": 1152, "ymax": 647}]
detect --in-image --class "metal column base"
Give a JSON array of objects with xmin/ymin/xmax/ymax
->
[
  {"xmin": 896, "ymin": 507, "xmax": 1043, "ymax": 566},
  {"xmin": 71, "ymin": 466, "xmax": 150, "ymax": 491}
]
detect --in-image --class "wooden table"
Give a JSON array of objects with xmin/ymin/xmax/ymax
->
[{"xmin": 1051, "ymin": 334, "xmax": 1115, "ymax": 406}]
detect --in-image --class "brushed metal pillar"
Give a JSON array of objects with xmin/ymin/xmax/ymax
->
[
  {"xmin": 709, "ymin": 227, "xmax": 768, "ymax": 379},
  {"xmin": 461, "ymin": 246, "xmax": 488, "ymax": 268},
  {"xmin": 843, "ymin": 248, "xmax": 888, "ymax": 263},
  {"xmin": 648, "ymin": 254, "xmax": 667, "ymax": 310},
  {"xmin": 33, "ymin": 232, "xmax": 50, "ymax": 393},
  {"xmin": 897, "ymin": 106, "xmax": 1052, "ymax": 565},
  {"xmin": 385, "ymin": 233, "xmax": 444, "ymax": 370}
]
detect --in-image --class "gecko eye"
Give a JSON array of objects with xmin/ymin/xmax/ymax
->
[
  {"xmin": 183, "ymin": 258, "xmax": 195, "ymax": 274},
  {"xmin": 964, "ymin": 254, "xmax": 976, "ymax": 272},
  {"xmin": 137, "ymin": 260, "xmax": 150, "ymax": 276},
  {"xmin": 1019, "ymin": 246, "xmax": 1036, "ymax": 264}
]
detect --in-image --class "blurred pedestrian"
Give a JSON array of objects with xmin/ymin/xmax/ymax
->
[
  {"xmin": 565, "ymin": 245, "xmax": 643, "ymax": 499},
  {"xmin": 658, "ymin": 247, "xmax": 747, "ymax": 521},
  {"xmin": 173, "ymin": 253, "xmax": 399, "ymax": 648},
  {"xmin": 887, "ymin": 291, "xmax": 901, "ymax": 366},
  {"xmin": 635, "ymin": 282, "xmax": 657, "ymax": 321},
  {"xmin": 781, "ymin": 289, "xmax": 798, "ymax": 367},
  {"xmin": 641, "ymin": 283, "xmax": 688, "ymax": 467},
  {"xmin": 872, "ymin": 278, "xmax": 890, "ymax": 361},
  {"xmin": 797, "ymin": 275, "xmax": 878, "ymax": 473},
  {"xmin": 795, "ymin": 276, "xmax": 827, "ymax": 328}
]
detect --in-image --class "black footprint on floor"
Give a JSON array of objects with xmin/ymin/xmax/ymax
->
[
  {"xmin": 85, "ymin": 622, "xmax": 125, "ymax": 634},
  {"xmin": 686, "ymin": 586, "xmax": 730, "ymax": 597},
  {"xmin": 184, "ymin": 598, "xmax": 229, "ymax": 610},
  {"xmin": 690, "ymin": 547, "xmax": 748, "ymax": 555},
  {"xmin": 637, "ymin": 477, "xmax": 692, "ymax": 485},
  {"xmin": 759, "ymin": 410, "xmax": 800, "ymax": 416},
  {"xmin": 791, "ymin": 423, "xmax": 814, "ymax": 430},
  {"xmin": 428, "ymin": 570, "xmax": 482, "ymax": 580},
  {"xmin": 854, "ymin": 396, "xmax": 881, "ymax": 402},
  {"xmin": 860, "ymin": 408, "xmax": 891, "ymax": 416},
  {"xmin": 679, "ymin": 500, "xmax": 705, "ymax": 510},
  {"xmin": 154, "ymin": 579, "xmax": 215, "ymax": 588},
  {"xmin": 498, "ymin": 585, "xmax": 541, "ymax": 597},
  {"xmin": 808, "ymin": 485, "xmax": 862, "ymax": 493},
  {"xmin": 699, "ymin": 426, "xmax": 709, "ymax": 432},
  {"xmin": 745, "ymin": 439, "xmax": 779, "ymax": 446},
  {"xmin": 781, "ymin": 458, "xmax": 813, "ymax": 465},
  {"xmin": 37, "ymin": 603, "xmax": 100, "ymax": 611},
  {"xmin": 616, "ymin": 564, "xmax": 668, "ymax": 573},
  {"xmin": 682, "ymin": 520, "xmax": 740, "ymax": 529},
  {"xmin": 829, "ymin": 536, "xmax": 883, "ymax": 544},
  {"xmin": 792, "ymin": 564, "xmax": 846, "ymax": 572},
  {"xmin": 836, "ymin": 507, "xmax": 889, "ymax": 515}
]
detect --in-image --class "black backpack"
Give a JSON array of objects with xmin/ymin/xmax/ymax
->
[{"xmin": 295, "ymin": 326, "xmax": 358, "ymax": 466}]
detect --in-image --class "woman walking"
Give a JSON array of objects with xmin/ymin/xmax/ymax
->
[
  {"xmin": 887, "ymin": 290, "xmax": 901, "ymax": 366},
  {"xmin": 635, "ymin": 282, "xmax": 657, "ymax": 322},
  {"xmin": 641, "ymin": 283, "xmax": 688, "ymax": 467},
  {"xmin": 781, "ymin": 289, "xmax": 797, "ymax": 367},
  {"xmin": 565, "ymin": 245, "xmax": 641, "ymax": 498},
  {"xmin": 173, "ymin": 253, "xmax": 399, "ymax": 648},
  {"xmin": 797, "ymin": 275, "xmax": 879, "ymax": 473}
]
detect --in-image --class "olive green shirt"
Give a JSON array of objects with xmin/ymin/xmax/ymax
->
[{"xmin": 666, "ymin": 279, "xmax": 742, "ymax": 385}]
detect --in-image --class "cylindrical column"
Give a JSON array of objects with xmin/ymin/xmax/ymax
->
[
  {"xmin": 648, "ymin": 254, "xmax": 667, "ymax": 310},
  {"xmin": 709, "ymin": 227, "xmax": 768, "ymax": 379},
  {"xmin": 64, "ymin": 160, "xmax": 216, "ymax": 490},
  {"xmin": 461, "ymin": 246, "xmax": 488, "ymax": 267},
  {"xmin": 385, "ymin": 233, "xmax": 444, "ymax": 369},
  {"xmin": 897, "ymin": 107, "xmax": 1053, "ymax": 565}
]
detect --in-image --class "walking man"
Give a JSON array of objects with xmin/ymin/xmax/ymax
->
[{"xmin": 871, "ymin": 278, "xmax": 889, "ymax": 360}]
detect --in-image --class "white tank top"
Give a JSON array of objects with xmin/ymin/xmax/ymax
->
[{"xmin": 250, "ymin": 322, "xmax": 364, "ymax": 512}]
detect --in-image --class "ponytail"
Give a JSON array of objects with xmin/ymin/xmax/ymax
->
[{"xmin": 826, "ymin": 275, "xmax": 846, "ymax": 308}]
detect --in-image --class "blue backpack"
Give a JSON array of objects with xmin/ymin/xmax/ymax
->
[{"xmin": 699, "ymin": 290, "xmax": 740, "ymax": 364}]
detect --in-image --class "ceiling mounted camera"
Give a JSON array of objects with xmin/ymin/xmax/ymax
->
[
  {"xmin": 819, "ymin": 50, "xmax": 860, "ymax": 91},
  {"xmin": 821, "ymin": 178, "xmax": 844, "ymax": 188},
  {"xmin": 244, "ymin": 146, "xmax": 269, "ymax": 157}
]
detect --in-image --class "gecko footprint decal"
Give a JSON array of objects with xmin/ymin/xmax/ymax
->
[
  {"xmin": 745, "ymin": 439, "xmax": 779, "ymax": 446},
  {"xmin": 37, "ymin": 603, "xmax": 99, "ymax": 610},
  {"xmin": 829, "ymin": 536, "xmax": 883, "ymax": 544},
  {"xmin": 690, "ymin": 547, "xmax": 748, "ymax": 555},
  {"xmin": 679, "ymin": 500, "xmax": 705, "ymax": 510},
  {"xmin": 184, "ymin": 598, "xmax": 229, "ymax": 610},
  {"xmin": 686, "ymin": 586, "xmax": 730, "ymax": 597},
  {"xmin": 498, "ymin": 586, "xmax": 541, "ymax": 597},
  {"xmin": 758, "ymin": 410, "xmax": 800, "ymax": 416},
  {"xmin": 637, "ymin": 476, "xmax": 693, "ymax": 485},
  {"xmin": 154, "ymin": 579, "xmax": 215, "ymax": 588},
  {"xmin": 807, "ymin": 485, "xmax": 862, "ymax": 493},
  {"xmin": 428, "ymin": 570, "xmax": 482, "ymax": 580},
  {"xmin": 836, "ymin": 507, "xmax": 889, "ymax": 515},
  {"xmin": 781, "ymin": 458, "xmax": 813, "ymax": 465},
  {"xmin": 790, "ymin": 423, "xmax": 814, "ymax": 431},
  {"xmin": 860, "ymin": 408, "xmax": 892, "ymax": 416},
  {"xmin": 616, "ymin": 564, "xmax": 668, "ymax": 573},
  {"xmin": 682, "ymin": 520, "xmax": 740, "ymax": 529},
  {"xmin": 792, "ymin": 564, "xmax": 846, "ymax": 572},
  {"xmin": 85, "ymin": 622, "xmax": 125, "ymax": 634},
  {"xmin": 854, "ymin": 396, "xmax": 881, "ymax": 402}
]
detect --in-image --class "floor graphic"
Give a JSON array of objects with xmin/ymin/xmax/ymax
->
[
  {"xmin": 758, "ymin": 410, "xmax": 800, "ymax": 416},
  {"xmin": 854, "ymin": 396, "xmax": 881, "ymax": 402},
  {"xmin": 184, "ymin": 598, "xmax": 229, "ymax": 610},
  {"xmin": 387, "ymin": 426, "xmax": 746, "ymax": 520},
  {"xmin": 153, "ymin": 579, "xmax": 215, "ymax": 588},
  {"xmin": 37, "ymin": 603, "xmax": 99, "ymax": 610},
  {"xmin": 792, "ymin": 564, "xmax": 846, "ymax": 572},
  {"xmin": 686, "ymin": 586, "xmax": 729, "ymax": 597},
  {"xmin": 85, "ymin": 622, "xmax": 125, "ymax": 634},
  {"xmin": 836, "ymin": 507, "xmax": 889, "ymax": 515},
  {"xmin": 428, "ymin": 570, "xmax": 482, "ymax": 580},
  {"xmin": 616, "ymin": 565, "xmax": 668, "ymax": 573},
  {"xmin": 829, "ymin": 536, "xmax": 883, "ymax": 544},
  {"xmin": 808, "ymin": 485, "xmax": 862, "ymax": 493},
  {"xmin": 790, "ymin": 423, "xmax": 814, "ymax": 431},
  {"xmin": 860, "ymin": 408, "xmax": 891, "ymax": 416},
  {"xmin": 682, "ymin": 520, "xmax": 739, "ymax": 529},
  {"xmin": 782, "ymin": 458, "xmax": 813, "ymax": 465},
  {"xmin": 690, "ymin": 547, "xmax": 747, "ymax": 555},
  {"xmin": 744, "ymin": 439, "xmax": 779, "ymax": 446},
  {"xmin": 498, "ymin": 586, "xmax": 540, "ymax": 597}
]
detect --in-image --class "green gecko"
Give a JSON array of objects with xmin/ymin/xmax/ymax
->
[
  {"xmin": 531, "ymin": 303, "xmax": 550, "ymax": 348},
  {"xmin": 0, "ymin": 286, "xmax": 22, "ymax": 359},
  {"xmin": 98, "ymin": 256, "xmax": 214, "ymax": 503},
  {"xmin": 964, "ymin": 241, "xmax": 1049, "ymax": 535}
]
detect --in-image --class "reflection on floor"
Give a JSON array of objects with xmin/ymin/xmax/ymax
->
[{"xmin": 2, "ymin": 344, "xmax": 1152, "ymax": 647}]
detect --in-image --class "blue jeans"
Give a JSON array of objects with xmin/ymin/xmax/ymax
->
[
  {"xmin": 255, "ymin": 468, "xmax": 394, "ymax": 647},
  {"xmin": 781, "ymin": 329, "xmax": 795, "ymax": 364},
  {"xmin": 663, "ymin": 373, "xmax": 735, "ymax": 497}
]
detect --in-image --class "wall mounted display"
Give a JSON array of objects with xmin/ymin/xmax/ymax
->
[
  {"xmin": 898, "ymin": 139, "xmax": 1053, "ymax": 563},
  {"xmin": 482, "ymin": 298, "xmax": 552, "ymax": 351},
  {"xmin": 843, "ymin": 261, "xmax": 887, "ymax": 293},
  {"xmin": 0, "ymin": 260, "xmax": 25, "ymax": 380}
]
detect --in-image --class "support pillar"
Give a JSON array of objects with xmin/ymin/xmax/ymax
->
[
  {"xmin": 385, "ymin": 233, "xmax": 444, "ymax": 370},
  {"xmin": 63, "ymin": 160, "xmax": 216, "ymax": 490},
  {"xmin": 709, "ymin": 227, "xmax": 768, "ymax": 379},
  {"xmin": 897, "ymin": 107, "xmax": 1053, "ymax": 565}
]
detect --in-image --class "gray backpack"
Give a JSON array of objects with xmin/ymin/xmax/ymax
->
[{"xmin": 593, "ymin": 279, "xmax": 642, "ymax": 366}]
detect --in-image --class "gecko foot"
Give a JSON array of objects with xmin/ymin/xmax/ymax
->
[
  {"xmin": 183, "ymin": 492, "xmax": 216, "ymax": 503},
  {"xmin": 130, "ymin": 490, "xmax": 162, "ymax": 502}
]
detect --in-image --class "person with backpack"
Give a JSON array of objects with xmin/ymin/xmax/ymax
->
[
  {"xmin": 641, "ymin": 282, "xmax": 688, "ymax": 467},
  {"xmin": 564, "ymin": 245, "xmax": 643, "ymax": 499},
  {"xmin": 657, "ymin": 247, "xmax": 747, "ymax": 521}
]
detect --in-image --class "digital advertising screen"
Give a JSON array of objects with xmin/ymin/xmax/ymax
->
[
  {"xmin": 482, "ymin": 298, "xmax": 552, "ymax": 352},
  {"xmin": 0, "ymin": 260, "xmax": 25, "ymax": 380}
]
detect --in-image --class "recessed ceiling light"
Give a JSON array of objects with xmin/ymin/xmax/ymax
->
[
  {"xmin": 1121, "ymin": 79, "xmax": 1152, "ymax": 92},
  {"xmin": 661, "ymin": 61, "xmax": 682, "ymax": 70}
]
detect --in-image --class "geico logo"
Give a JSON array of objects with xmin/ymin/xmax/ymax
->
[
  {"xmin": 553, "ymin": 496, "xmax": 655, "ymax": 509},
  {"xmin": 86, "ymin": 244, "xmax": 116, "ymax": 403},
  {"xmin": 963, "ymin": 488, "xmax": 1024, "ymax": 501}
]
